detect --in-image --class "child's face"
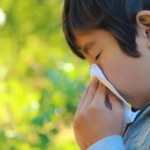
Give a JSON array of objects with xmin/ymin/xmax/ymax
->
[{"xmin": 75, "ymin": 29, "xmax": 150, "ymax": 109}]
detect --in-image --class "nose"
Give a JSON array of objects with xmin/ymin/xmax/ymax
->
[
  {"xmin": 88, "ymin": 58, "xmax": 98, "ymax": 66},
  {"xmin": 86, "ymin": 55, "xmax": 96, "ymax": 65},
  {"xmin": 88, "ymin": 60, "xmax": 95, "ymax": 66}
]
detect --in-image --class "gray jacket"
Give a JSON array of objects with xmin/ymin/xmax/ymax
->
[{"xmin": 123, "ymin": 103, "xmax": 150, "ymax": 150}]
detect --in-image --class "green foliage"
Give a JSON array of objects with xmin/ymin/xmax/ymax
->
[{"xmin": 0, "ymin": 0, "xmax": 89, "ymax": 149}]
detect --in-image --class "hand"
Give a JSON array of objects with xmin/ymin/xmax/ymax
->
[{"xmin": 73, "ymin": 78, "xmax": 124, "ymax": 149}]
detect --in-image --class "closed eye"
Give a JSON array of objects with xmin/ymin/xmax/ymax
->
[{"xmin": 95, "ymin": 53, "xmax": 101, "ymax": 60}]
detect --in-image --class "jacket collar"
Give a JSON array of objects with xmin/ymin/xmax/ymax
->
[{"xmin": 134, "ymin": 102, "xmax": 150, "ymax": 121}]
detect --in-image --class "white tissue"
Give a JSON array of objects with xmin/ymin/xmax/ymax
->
[{"xmin": 90, "ymin": 64, "xmax": 139, "ymax": 124}]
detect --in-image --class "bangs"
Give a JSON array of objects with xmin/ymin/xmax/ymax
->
[
  {"xmin": 62, "ymin": 0, "xmax": 144, "ymax": 59},
  {"xmin": 62, "ymin": 0, "xmax": 108, "ymax": 59}
]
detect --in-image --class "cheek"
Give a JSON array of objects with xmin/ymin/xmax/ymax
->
[
  {"xmin": 99, "ymin": 56, "xmax": 140, "ymax": 100},
  {"xmin": 102, "ymin": 61, "xmax": 129, "ymax": 92}
]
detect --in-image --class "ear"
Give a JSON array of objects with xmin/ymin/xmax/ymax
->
[{"xmin": 136, "ymin": 11, "xmax": 150, "ymax": 48}]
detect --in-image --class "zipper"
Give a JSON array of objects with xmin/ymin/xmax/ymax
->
[{"xmin": 122, "ymin": 123, "xmax": 132, "ymax": 137}]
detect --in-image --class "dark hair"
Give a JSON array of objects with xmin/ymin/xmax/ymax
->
[{"xmin": 62, "ymin": 0, "xmax": 150, "ymax": 59}]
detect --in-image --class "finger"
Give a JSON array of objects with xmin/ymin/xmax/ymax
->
[
  {"xmin": 81, "ymin": 77, "xmax": 99, "ymax": 109},
  {"xmin": 107, "ymin": 92, "xmax": 123, "ymax": 115},
  {"xmin": 91, "ymin": 82, "xmax": 106, "ymax": 107},
  {"xmin": 77, "ymin": 84, "xmax": 89, "ymax": 112}
]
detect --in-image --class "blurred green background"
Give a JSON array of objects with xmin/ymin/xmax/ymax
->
[{"xmin": 0, "ymin": 0, "xmax": 90, "ymax": 149}]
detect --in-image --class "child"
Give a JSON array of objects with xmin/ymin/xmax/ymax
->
[{"xmin": 62, "ymin": 0, "xmax": 150, "ymax": 149}]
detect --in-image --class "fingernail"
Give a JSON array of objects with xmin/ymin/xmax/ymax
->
[
  {"xmin": 92, "ymin": 77, "xmax": 97, "ymax": 80},
  {"xmin": 92, "ymin": 77, "xmax": 97, "ymax": 81},
  {"xmin": 99, "ymin": 82, "xmax": 106, "ymax": 89}
]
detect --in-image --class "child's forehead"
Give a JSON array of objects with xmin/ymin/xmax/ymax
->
[
  {"xmin": 74, "ymin": 30, "xmax": 99, "ymax": 47},
  {"xmin": 74, "ymin": 29, "xmax": 95, "ymax": 37},
  {"xmin": 74, "ymin": 29, "xmax": 102, "ymax": 40},
  {"xmin": 75, "ymin": 29, "xmax": 109, "ymax": 44}
]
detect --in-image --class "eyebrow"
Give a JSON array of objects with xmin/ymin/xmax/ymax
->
[{"xmin": 80, "ymin": 40, "xmax": 96, "ymax": 54}]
